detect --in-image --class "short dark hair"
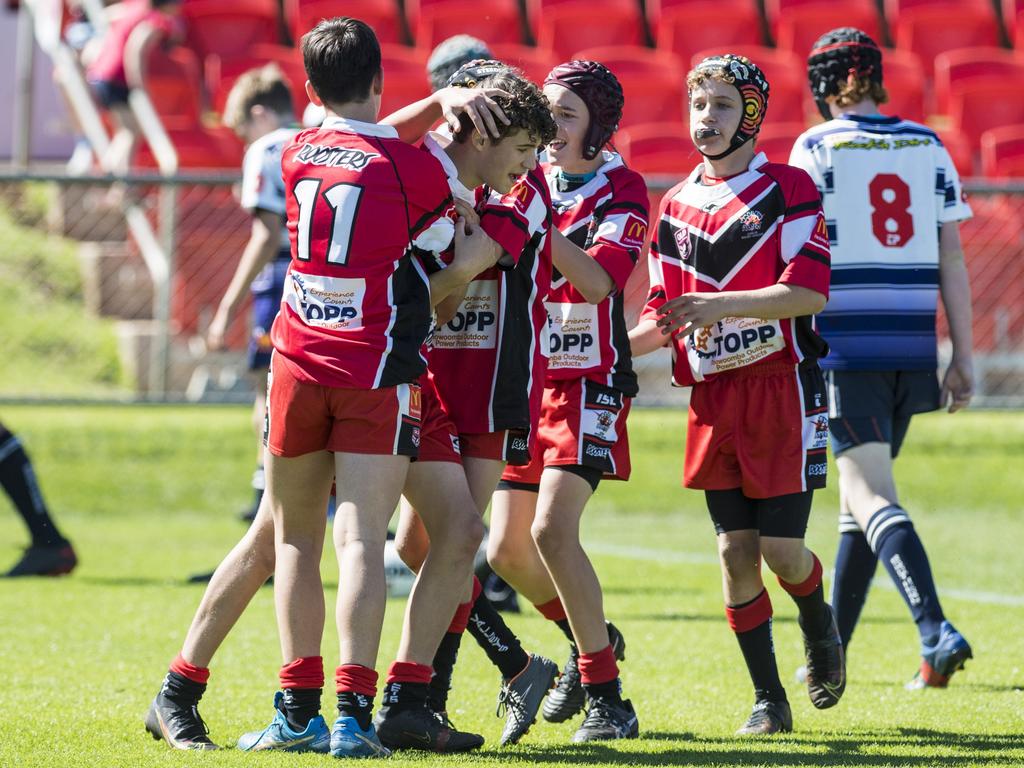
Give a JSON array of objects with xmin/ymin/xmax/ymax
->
[
  {"xmin": 301, "ymin": 17, "xmax": 381, "ymax": 106},
  {"xmin": 453, "ymin": 70, "xmax": 557, "ymax": 148}
]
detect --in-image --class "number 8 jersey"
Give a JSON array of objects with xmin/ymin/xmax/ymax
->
[
  {"xmin": 789, "ymin": 114, "xmax": 972, "ymax": 371},
  {"xmin": 271, "ymin": 117, "xmax": 455, "ymax": 390}
]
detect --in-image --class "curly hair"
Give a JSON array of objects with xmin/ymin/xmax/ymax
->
[
  {"xmin": 452, "ymin": 69, "xmax": 558, "ymax": 148},
  {"xmin": 834, "ymin": 77, "xmax": 889, "ymax": 109}
]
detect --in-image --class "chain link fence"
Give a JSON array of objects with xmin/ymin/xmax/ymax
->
[{"xmin": 1, "ymin": 171, "xmax": 1022, "ymax": 406}]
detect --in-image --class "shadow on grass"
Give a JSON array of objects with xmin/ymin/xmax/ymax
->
[{"xmin": 476, "ymin": 727, "xmax": 1024, "ymax": 766}]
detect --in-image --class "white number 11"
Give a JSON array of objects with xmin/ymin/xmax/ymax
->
[{"xmin": 294, "ymin": 178, "xmax": 363, "ymax": 265}]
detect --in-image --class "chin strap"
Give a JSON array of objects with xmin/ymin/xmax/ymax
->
[{"xmin": 698, "ymin": 135, "xmax": 754, "ymax": 161}]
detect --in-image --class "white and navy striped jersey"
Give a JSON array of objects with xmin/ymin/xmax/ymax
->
[
  {"xmin": 240, "ymin": 126, "xmax": 299, "ymax": 252},
  {"xmin": 789, "ymin": 114, "xmax": 972, "ymax": 371}
]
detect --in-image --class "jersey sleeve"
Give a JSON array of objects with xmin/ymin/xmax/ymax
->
[
  {"xmin": 588, "ymin": 170, "xmax": 651, "ymax": 292},
  {"xmin": 638, "ymin": 184, "xmax": 681, "ymax": 324},
  {"xmin": 778, "ymin": 167, "xmax": 831, "ymax": 298},
  {"xmin": 405, "ymin": 150, "xmax": 457, "ymax": 274},
  {"xmin": 787, "ymin": 133, "xmax": 826, "ymax": 198},
  {"xmin": 479, "ymin": 173, "xmax": 550, "ymax": 265},
  {"xmin": 935, "ymin": 143, "xmax": 973, "ymax": 225},
  {"xmin": 239, "ymin": 139, "xmax": 286, "ymax": 217}
]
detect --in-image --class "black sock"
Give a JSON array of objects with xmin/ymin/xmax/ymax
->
[
  {"xmin": 0, "ymin": 427, "xmax": 67, "ymax": 547},
  {"xmin": 554, "ymin": 618, "xmax": 577, "ymax": 647},
  {"xmin": 428, "ymin": 632, "xmax": 463, "ymax": 711},
  {"xmin": 381, "ymin": 680, "xmax": 429, "ymax": 713},
  {"xmin": 790, "ymin": 582, "xmax": 833, "ymax": 640},
  {"xmin": 281, "ymin": 687, "xmax": 321, "ymax": 731},
  {"xmin": 337, "ymin": 691, "xmax": 373, "ymax": 731},
  {"xmin": 583, "ymin": 678, "xmax": 622, "ymax": 704},
  {"xmin": 161, "ymin": 670, "xmax": 206, "ymax": 707},
  {"xmin": 467, "ymin": 593, "xmax": 530, "ymax": 679},
  {"xmin": 730, "ymin": 594, "xmax": 786, "ymax": 703},
  {"xmin": 832, "ymin": 530, "xmax": 878, "ymax": 648},
  {"xmin": 868, "ymin": 505, "xmax": 944, "ymax": 640}
]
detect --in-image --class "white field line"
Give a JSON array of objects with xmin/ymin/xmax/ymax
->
[{"xmin": 585, "ymin": 541, "xmax": 1024, "ymax": 608}]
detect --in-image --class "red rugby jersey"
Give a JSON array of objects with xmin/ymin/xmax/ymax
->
[
  {"xmin": 640, "ymin": 153, "xmax": 831, "ymax": 387},
  {"xmin": 428, "ymin": 166, "xmax": 554, "ymax": 434},
  {"xmin": 542, "ymin": 154, "xmax": 649, "ymax": 396},
  {"xmin": 271, "ymin": 117, "xmax": 455, "ymax": 389}
]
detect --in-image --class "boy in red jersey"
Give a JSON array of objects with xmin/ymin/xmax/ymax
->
[
  {"xmin": 238, "ymin": 18, "xmax": 500, "ymax": 758},
  {"xmin": 382, "ymin": 61, "xmax": 565, "ymax": 746},
  {"xmin": 630, "ymin": 55, "xmax": 844, "ymax": 735},
  {"xmin": 484, "ymin": 61, "xmax": 648, "ymax": 742}
]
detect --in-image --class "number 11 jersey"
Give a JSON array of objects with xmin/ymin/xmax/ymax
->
[{"xmin": 789, "ymin": 114, "xmax": 972, "ymax": 371}]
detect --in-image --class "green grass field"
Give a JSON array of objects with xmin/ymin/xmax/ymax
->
[{"xmin": 1, "ymin": 405, "xmax": 1022, "ymax": 767}]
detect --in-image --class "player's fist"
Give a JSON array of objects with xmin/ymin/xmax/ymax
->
[
  {"xmin": 206, "ymin": 312, "xmax": 229, "ymax": 351},
  {"xmin": 942, "ymin": 357, "xmax": 974, "ymax": 413}
]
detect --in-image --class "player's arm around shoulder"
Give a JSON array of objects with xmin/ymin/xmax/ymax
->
[
  {"xmin": 628, "ymin": 179, "xmax": 680, "ymax": 357},
  {"xmin": 938, "ymin": 221, "xmax": 974, "ymax": 412}
]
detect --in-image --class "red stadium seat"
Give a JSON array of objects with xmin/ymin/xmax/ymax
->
[
  {"xmin": 536, "ymin": 4, "xmax": 645, "ymax": 60},
  {"xmin": 766, "ymin": 0, "xmax": 879, "ymax": 40},
  {"xmin": 775, "ymin": 3, "xmax": 882, "ymax": 59},
  {"xmin": 413, "ymin": 2, "xmax": 524, "ymax": 49},
  {"xmin": 1003, "ymin": 0, "xmax": 1024, "ymax": 44},
  {"xmin": 572, "ymin": 46, "xmax": 686, "ymax": 128},
  {"xmin": 527, "ymin": 0, "xmax": 643, "ymax": 35},
  {"xmin": 144, "ymin": 46, "xmax": 204, "ymax": 122},
  {"xmin": 378, "ymin": 46, "xmax": 432, "ymax": 119},
  {"xmin": 934, "ymin": 48, "xmax": 1024, "ymax": 115},
  {"xmin": 691, "ymin": 46, "xmax": 809, "ymax": 124},
  {"xmin": 654, "ymin": 3, "xmax": 763, "ymax": 65},
  {"xmin": 980, "ymin": 125, "xmax": 1024, "ymax": 177},
  {"xmin": 182, "ymin": 0, "xmax": 280, "ymax": 62},
  {"xmin": 207, "ymin": 45, "xmax": 308, "ymax": 115},
  {"xmin": 754, "ymin": 122, "xmax": 805, "ymax": 164},
  {"xmin": 894, "ymin": 7, "xmax": 1000, "ymax": 77},
  {"xmin": 878, "ymin": 48, "xmax": 926, "ymax": 123},
  {"xmin": 885, "ymin": 0, "xmax": 995, "ymax": 27},
  {"xmin": 136, "ymin": 123, "xmax": 244, "ymax": 169},
  {"xmin": 938, "ymin": 130, "xmax": 975, "ymax": 177},
  {"xmin": 489, "ymin": 43, "xmax": 558, "ymax": 84},
  {"xmin": 950, "ymin": 78, "xmax": 1024, "ymax": 147},
  {"xmin": 614, "ymin": 121, "xmax": 699, "ymax": 176},
  {"xmin": 646, "ymin": 0, "xmax": 758, "ymax": 31},
  {"xmin": 292, "ymin": 0, "xmax": 405, "ymax": 45}
]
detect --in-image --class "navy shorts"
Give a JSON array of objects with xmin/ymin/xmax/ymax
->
[
  {"xmin": 89, "ymin": 78, "xmax": 130, "ymax": 108},
  {"xmin": 248, "ymin": 252, "xmax": 291, "ymax": 371},
  {"xmin": 825, "ymin": 370, "xmax": 940, "ymax": 458}
]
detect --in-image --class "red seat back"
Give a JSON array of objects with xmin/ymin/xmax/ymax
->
[
  {"xmin": 292, "ymin": 0, "xmax": 405, "ymax": 45},
  {"xmin": 573, "ymin": 46, "xmax": 686, "ymax": 128},
  {"xmin": 615, "ymin": 121, "xmax": 699, "ymax": 175},
  {"xmin": 655, "ymin": 4, "xmax": 763, "ymax": 65},
  {"xmin": 754, "ymin": 122, "xmax": 805, "ymax": 164},
  {"xmin": 489, "ymin": 43, "xmax": 558, "ymax": 84},
  {"xmin": 537, "ymin": 4, "xmax": 645, "ymax": 61},
  {"xmin": 183, "ymin": 0, "xmax": 280, "ymax": 62},
  {"xmin": 144, "ymin": 46, "xmax": 204, "ymax": 122},
  {"xmin": 950, "ymin": 78, "xmax": 1024, "ymax": 147},
  {"xmin": 934, "ymin": 47, "xmax": 1024, "ymax": 115},
  {"xmin": 378, "ymin": 46, "xmax": 432, "ymax": 118},
  {"xmin": 414, "ymin": 2, "xmax": 524, "ymax": 49},
  {"xmin": 980, "ymin": 125, "xmax": 1024, "ymax": 177},
  {"xmin": 895, "ymin": 7, "xmax": 1000, "ymax": 76},
  {"xmin": 775, "ymin": 3, "xmax": 882, "ymax": 59}
]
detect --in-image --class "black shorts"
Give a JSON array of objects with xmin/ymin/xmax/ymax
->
[
  {"xmin": 705, "ymin": 488, "xmax": 814, "ymax": 539},
  {"xmin": 825, "ymin": 370, "xmax": 939, "ymax": 458}
]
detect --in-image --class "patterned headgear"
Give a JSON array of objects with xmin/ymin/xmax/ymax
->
[
  {"xmin": 445, "ymin": 58, "xmax": 510, "ymax": 88},
  {"xmin": 427, "ymin": 35, "xmax": 493, "ymax": 92},
  {"xmin": 690, "ymin": 54, "xmax": 770, "ymax": 160},
  {"xmin": 544, "ymin": 60, "xmax": 624, "ymax": 160},
  {"xmin": 807, "ymin": 27, "xmax": 884, "ymax": 119}
]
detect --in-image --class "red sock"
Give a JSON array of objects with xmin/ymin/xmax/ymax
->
[
  {"xmin": 279, "ymin": 656, "xmax": 324, "ymax": 690},
  {"xmin": 448, "ymin": 578, "xmax": 482, "ymax": 633},
  {"xmin": 169, "ymin": 653, "xmax": 209, "ymax": 685},
  {"xmin": 386, "ymin": 661, "xmax": 433, "ymax": 685},
  {"xmin": 335, "ymin": 663, "xmax": 378, "ymax": 696},
  {"xmin": 578, "ymin": 644, "xmax": 619, "ymax": 685},
  {"xmin": 724, "ymin": 589, "xmax": 773, "ymax": 633},
  {"xmin": 534, "ymin": 596, "xmax": 568, "ymax": 622},
  {"xmin": 778, "ymin": 553, "xmax": 823, "ymax": 597}
]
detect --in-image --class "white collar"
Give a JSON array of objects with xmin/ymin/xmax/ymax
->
[
  {"xmin": 320, "ymin": 116, "xmax": 398, "ymax": 139},
  {"xmin": 423, "ymin": 131, "xmax": 476, "ymax": 204}
]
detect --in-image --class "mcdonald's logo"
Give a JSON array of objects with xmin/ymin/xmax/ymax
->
[{"xmin": 620, "ymin": 213, "xmax": 649, "ymax": 248}]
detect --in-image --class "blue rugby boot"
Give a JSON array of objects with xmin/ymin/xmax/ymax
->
[
  {"xmin": 237, "ymin": 692, "xmax": 330, "ymax": 752},
  {"xmin": 330, "ymin": 716, "xmax": 391, "ymax": 758},
  {"xmin": 907, "ymin": 621, "xmax": 973, "ymax": 689}
]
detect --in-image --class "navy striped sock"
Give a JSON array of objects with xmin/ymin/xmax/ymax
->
[{"xmin": 830, "ymin": 530, "xmax": 878, "ymax": 649}]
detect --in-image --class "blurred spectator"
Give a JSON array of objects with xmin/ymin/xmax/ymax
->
[{"xmin": 82, "ymin": 0, "xmax": 184, "ymax": 173}]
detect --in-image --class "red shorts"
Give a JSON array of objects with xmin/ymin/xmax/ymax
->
[
  {"xmin": 460, "ymin": 429, "xmax": 532, "ymax": 466},
  {"xmin": 265, "ymin": 354, "xmax": 422, "ymax": 458},
  {"xmin": 685, "ymin": 362, "xmax": 828, "ymax": 498},
  {"xmin": 502, "ymin": 378, "xmax": 631, "ymax": 485},
  {"xmin": 416, "ymin": 376, "xmax": 461, "ymax": 464}
]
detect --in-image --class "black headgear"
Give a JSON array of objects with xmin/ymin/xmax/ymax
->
[
  {"xmin": 445, "ymin": 58, "xmax": 510, "ymax": 89},
  {"xmin": 689, "ymin": 54, "xmax": 770, "ymax": 161},
  {"xmin": 807, "ymin": 27, "xmax": 883, "ymax": 120},
  {"xmin": 544, "ymin": 60, "xmax": 624, "ymax": 160}
]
